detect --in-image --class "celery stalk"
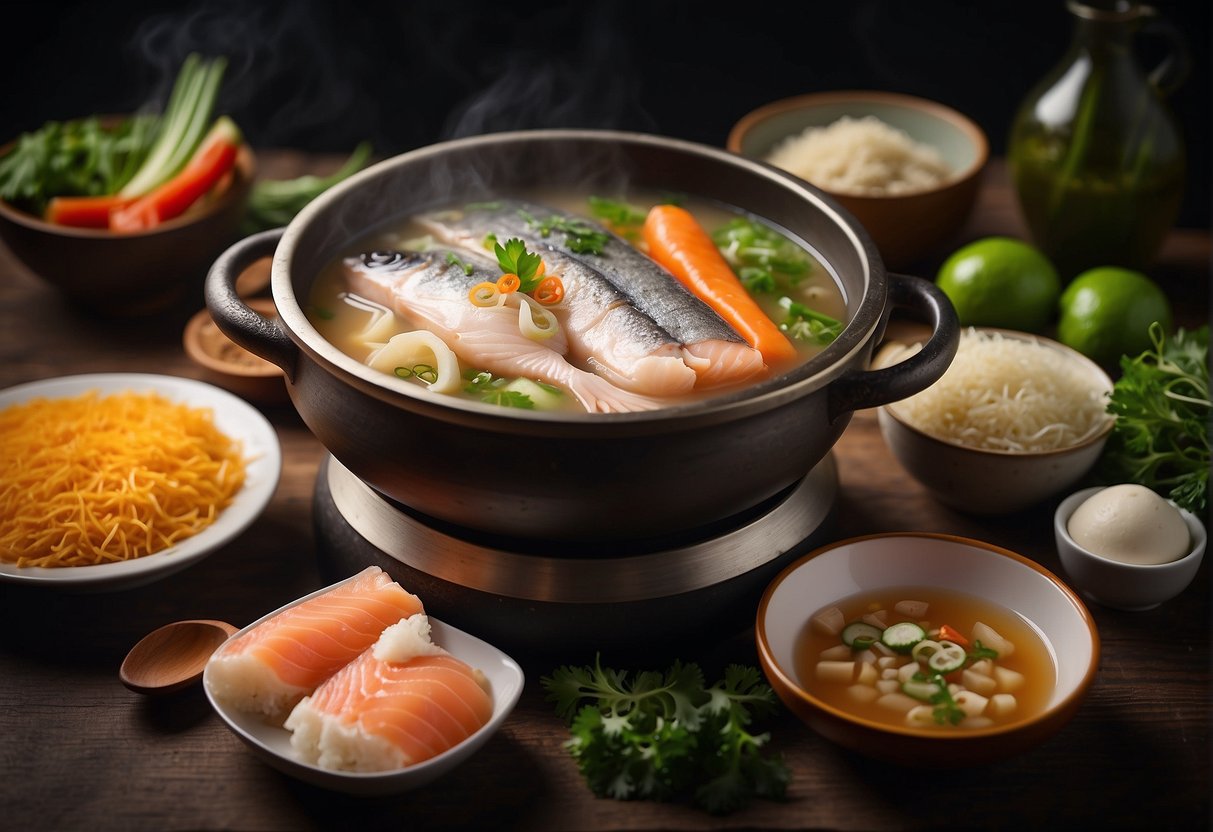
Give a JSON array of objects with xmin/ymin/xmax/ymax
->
[{"xmin": 119, "ymin": 54, "xmax": 226, "ymax": 198}]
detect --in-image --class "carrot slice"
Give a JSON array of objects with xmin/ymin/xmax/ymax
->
[
  {"xmin": 109, "ymin": 116, "xmax": 241, "ymax": 233},
  {"xmin": 938, "ymin": 624, "xmax": 970, "ymax": 649},
  {"xmin": 643, "ymin": 204, "xmax": 797, "ymax": 364},
  {"xmin": 44, "ymin": 194, "xmax": 135, "ymax": 228}
]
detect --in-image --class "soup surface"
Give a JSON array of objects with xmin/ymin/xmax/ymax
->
[
  {"xmin": 796, "ymin": 587, "xmax": 1055, "ymax": 731},
  {"xmin": 307, "ymin": 190, "xmax": 846, "ymax": 414}
]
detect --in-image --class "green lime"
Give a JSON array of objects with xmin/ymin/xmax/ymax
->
[
  {"xmin": 1057, "ymin": 266, "xmax": 1173, "ymax": 366},
  {"xmin": 935, "ymin": 237, "xmax": 1061, "ymax": 332}
]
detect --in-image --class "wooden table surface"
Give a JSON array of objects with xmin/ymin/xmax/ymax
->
[{"xmin": 1, "ymin": 153, "xmax": 1208, "ymax": 831}]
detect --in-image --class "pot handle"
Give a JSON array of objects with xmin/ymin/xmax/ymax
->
[
  {"xmin": 204, "ymin": 228, "xmax": 299, "ymax": 381},
  {"xmin": 827, "ymin": 272, "xmax": 959, "ymax": 421}
]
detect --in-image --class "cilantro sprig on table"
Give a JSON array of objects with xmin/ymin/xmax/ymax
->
[
  {"xmin": 1099, "ymin": 323, "xmax": 1209, "ymax": 514},
  {"xmin": 541, "ymin": 657, "xmax": 789, "ymax": 815}
]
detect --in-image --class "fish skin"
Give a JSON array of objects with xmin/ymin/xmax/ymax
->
[
  {"xmin": 343, "ymin": 249, "xmax": 664, "ymax": 413},
  {"xmin": 415, "ymin": 209, "xmax": 699, "ymax": 396},
  {"xmin": 417, "ymin": 200, "xmax": 767, "ymax": 388},
  {"xmin": 418, "ymin": 199, "xmax": 746, "ymax": 346}
]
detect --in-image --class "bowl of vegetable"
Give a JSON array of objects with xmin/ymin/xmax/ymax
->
[
  {"xmin": 0, "ymin": 55, "xmax": 254, "ymax": 315},
  {"xmin": 755, "ymin": 532, "xmax": 1100, "ymax": 766}
]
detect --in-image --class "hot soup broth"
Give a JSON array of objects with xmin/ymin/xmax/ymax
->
[
  {"xmin": 796, "ymin": 587, "xmax": 1055, "ymax": 731},
  {"xmin": 307, "ymin": 190, "xmax": 846, "ymax": 414}
]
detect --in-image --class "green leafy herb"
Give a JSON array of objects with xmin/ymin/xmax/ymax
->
[
  {"xmin": 0, "ymin": 53, "xmax": 230, "ymax": 217},
  {"xmin": 244, "ymin": 141, "xmax": 372, "ymax": 232},
  {"xmin": 481, "ymin": 232, "xmax": 498, "ymax": 251},
  {"xmin": 588, "ymin": 195, "xmax": 647, "ymax": 227},
  {"xmin": 521, "ymin": 209, "xmax": 610, "ymax": 255},
  {"xmin": 1098, "ymin": 323, "xmax": 1210, "ymax": 514},
  {"xmin": 445, "ymin": 251, "xmax": 474, "ymax": 276},
  {"xmin": 912, "ymin": 640, "xmax": 999, "ymax": 726},
  {"xmin": 711, "ymin": 217, "xmax": 812, "ymax": 293},
  {"xmin": 587, "ymin": 195, "xmax": 647, "ymax": 240},
  {"xmin": 0, "ymin": 115, "xmax": 159, "ymax": 213},
  {"xmin": 462, "ymin": 369, "xmax": 535, "ymax": 409},
  {"xmin": 778, "ymin": 297, "xmax": 842, "ymax": 345},
  {"xmin": 493, "ymin": 237, "xmax": 545, "ymax": 291},
  {"xmin": 542, "ymin": 657, "xmax": 788, "ymax": 815},
  {"xmin": 968, "ymin": 640, "xmax": 1000, "ymax": 662}
]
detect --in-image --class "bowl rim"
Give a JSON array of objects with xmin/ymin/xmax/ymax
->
[
  {"xmin": 755, "ymin": 531, "xmax": 1101, "ymax": 742},
  {"xmin": 267, "ymin": 127, "xmax": 892, "ymax": 425},
  {"xmin": 1054, "ymin": 485, "xmax": 1208, "ymax": 571},
  {"xmin": 879, "ymin": 327, "xmax": 1116, "ymax": 458},
  {"xmin": 0, "ymin": 137, "xmax": 255, "ymax": 239},
  {"xmin": 727, "ymin": 89, "xmax": 990, "ymax": 192}
]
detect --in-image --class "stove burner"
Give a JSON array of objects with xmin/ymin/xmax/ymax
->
[{"xmin": 313, "ymin": 454, "xmax": 839, "ymax": 653}]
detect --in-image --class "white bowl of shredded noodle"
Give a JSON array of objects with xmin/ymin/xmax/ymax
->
[
  {"xmin": 875, "ymin": 328, "xmax": 1115, "ymax": 515},
  {"xmin": 0, "ymin": 373, "xmax": 281, "ymax": 591}
]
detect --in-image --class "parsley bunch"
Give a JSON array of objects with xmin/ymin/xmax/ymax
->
[
  {"xmin": 1099, "ymin": 323, "xmax": 1209, "ymax": 514},
  {"xmin": 541, "ymin": 658, "xmax": 789, "ymax": 815}
]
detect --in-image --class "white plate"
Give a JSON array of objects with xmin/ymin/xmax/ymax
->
[
  {"xmin": 203, "ymin": 576, "xmax": 525, "ymax": 795},
  {"xmin": 0, "ymin": 373, "xmax": 282, "ymax": 591}
]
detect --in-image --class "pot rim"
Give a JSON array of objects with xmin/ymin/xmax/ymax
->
[{"xmin": 268, "ymin": 128, "xmax": 888, "ymax": 425}]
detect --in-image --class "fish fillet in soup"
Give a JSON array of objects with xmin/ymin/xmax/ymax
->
[
  {"xmin": 416, "ymin": 199, "xmax": 768, "ymax": 390},
  {"xmin": 343, "ymin": 250, "xmax": 663, "ymax": 413}
]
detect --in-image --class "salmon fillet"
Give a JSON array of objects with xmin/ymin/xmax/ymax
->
[
  {"xmin": 285, "ymin": 616, "xmax": 494, "ymax": 771},
  {"xmin": 205, "ymin": 566, "xmax": 424, "ymax": 722}
]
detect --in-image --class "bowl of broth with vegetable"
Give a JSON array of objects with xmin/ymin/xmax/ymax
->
[
  {"xmin": 206, "ymin": 130, "xmax": 959, "ymax": 542},
  {"xmin": 756, "ymin": 532, "xmax": 1099, "ymax": 766}
]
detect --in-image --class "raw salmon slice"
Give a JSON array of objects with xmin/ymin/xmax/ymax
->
[
  {"xmin": 205, "ymin": 566, "xmax": 424, "ymax": 722},
  {"xmin": 285, "ymin": 615, "xmax": 493, "ymax": 772}
]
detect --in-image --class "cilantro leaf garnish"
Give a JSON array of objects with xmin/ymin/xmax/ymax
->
[
  {"xmin": 493, "ymin": 237, "xmax": 544, "ymax": 291},
  {"xmin": 521, "ymin": 209, "xmax": 610, "ymax": 255},
  {"xmin": 461, "ymin": 369, "xmax": 534, "ymax": 409},
  {"xmin": 541, "ymin": 656, "xmax": 788, "ymax": 815}
]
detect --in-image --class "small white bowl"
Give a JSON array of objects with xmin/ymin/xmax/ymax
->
[
  {"xmin": 204, "ymin": 574, "xmax": 524, "ymax": 795},
  {"xmin": 1054, "ymin": 486, "xmax": 1207, "ymax": 611}
]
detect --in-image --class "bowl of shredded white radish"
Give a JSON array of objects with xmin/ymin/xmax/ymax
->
[{"xmin": 875, "ymin": 328, "xmax": 1115, "ymax": 515}]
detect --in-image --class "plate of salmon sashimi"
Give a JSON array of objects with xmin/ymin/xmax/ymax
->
[{"xmin": 202, "ymin": 566, "xmax": 525, "ymax": 795}]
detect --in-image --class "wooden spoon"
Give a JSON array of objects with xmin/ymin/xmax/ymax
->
[{"xmin": 119, "ymin": 619, "xmax": 239, "ymax": 695}]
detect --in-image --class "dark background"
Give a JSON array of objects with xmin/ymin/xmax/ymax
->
[{"xmin": 4, "ymin": 0, "xmax": 1209, "ymax": 228}]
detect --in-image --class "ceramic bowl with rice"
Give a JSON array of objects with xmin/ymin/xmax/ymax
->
[
  {"xmin": 728, "ymin": 90, "xmax": 987, "ymax": 269},
  {"xmin": 875, "ymin": 327, "xmax": 1115, "ymax": 515}
]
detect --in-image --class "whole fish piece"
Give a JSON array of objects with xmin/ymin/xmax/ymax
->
[
  {"xmin": 342, "ymin": 249, "xmax": 662, "ymax": 414},
  {"xmin": 416, "ymin": 199, "xmax": 767, "ymax": 388},
  {"xmin": 417, "ymin": 205, "xmax": 699, "ymax": 396}
]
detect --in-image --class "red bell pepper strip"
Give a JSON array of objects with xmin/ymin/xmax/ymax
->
[
  {"xmin": 44, "ymin": 194, "xmax": 135, "ymax": 228},
  {"xmin": 109, "ymin": 116, "xmax": 242, "ymax": 233}
]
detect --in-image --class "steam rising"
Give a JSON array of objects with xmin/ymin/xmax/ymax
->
[{"xmin": 124, "ymin": 0, "xmax": 657, "ymax": 155}]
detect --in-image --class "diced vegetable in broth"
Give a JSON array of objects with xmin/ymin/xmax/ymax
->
[{"xmin": 795, "ymin": 587, "xmax": 1054, "ymax": 731}]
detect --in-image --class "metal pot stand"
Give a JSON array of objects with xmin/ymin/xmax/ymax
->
[{"xmin": 313, "ymin": 454, "xmax": 838, "ymax": 657}]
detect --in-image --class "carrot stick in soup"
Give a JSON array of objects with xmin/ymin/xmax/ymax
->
[{"xmin": 643, "ymin": 204, "xmax": 797, "ymax": 364}]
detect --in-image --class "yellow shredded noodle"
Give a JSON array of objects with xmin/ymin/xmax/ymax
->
[{"xmin": 0, "ymin": 390, "xmax": 246, "ymax": 568}]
